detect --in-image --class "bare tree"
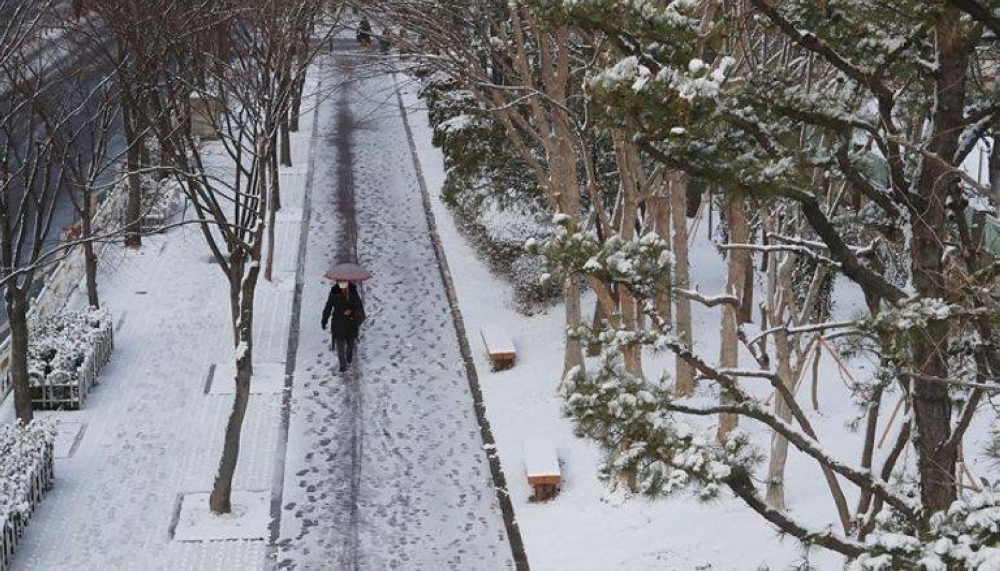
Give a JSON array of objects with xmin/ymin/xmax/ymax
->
[
  {"xmin": 86, "ymin": 0, "xmax": 192, "ymax": 250},
  {"xmin": 50, "ymin": 65, "xmax": 124, "ymax": 310},
  {"xmin": 0, "ymin": 0, "xmax": 76, "ymax": 423},
  {"xmin": 140, "ymin": 0, "xmax": 329, "ymax": 514}
]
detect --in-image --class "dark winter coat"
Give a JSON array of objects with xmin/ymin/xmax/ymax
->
[
  {"xmin": 322, "ymin": 283, "xmax": 365, "ymax": 340},
  {"xmin": 357, "ymin": 18, "xmax": 372, "ymax": 44}
]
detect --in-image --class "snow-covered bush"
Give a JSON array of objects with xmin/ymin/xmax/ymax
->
[
  {"xmin": 849, "ymin": 489, "xmax": 1000, "ymax": 570},
  {"xmin": 26, "ymin": 308, "xmax": 113, "ymax": 409},
  {"xmin": 419, "ymin": 72, "xmax": 558, "ymax": 310},
  {"xmin": 0, "ymin": 420, "xmax": 54, "ymax": 524},
  {"xmin": 139, "ymin": 175, "xmax": 182, "ymax": 231},
  {"xmin": 0, "ymin": 419, "xmax": 54, "ymax": 566},
  {"xmin": 987, "ymin": 421, "xmax": 1000, "ymax": 464}
]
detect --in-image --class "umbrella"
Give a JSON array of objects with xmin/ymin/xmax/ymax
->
[{"xmin": 324, "ymin": 262, "xmax": 373, "ymax": 281}]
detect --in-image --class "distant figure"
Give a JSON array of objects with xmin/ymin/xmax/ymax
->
[
  {"xmin": 378, "ymin": 27, "xmax": 392, "ymax": 54},
  {"xmin": 322, "ymin": 280, "xmax": 366, "ymax": 372},
  {"xmin": 357, "ymin": 18, "xmax": 372, "ymax": 49},
  {"xmin": 397, "ymin": 27, "xmax": 411, "ymax": 58}
]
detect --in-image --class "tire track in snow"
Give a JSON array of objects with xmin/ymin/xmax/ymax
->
[{"xmin": 332, "ymin": 55, "xmax": 363, "ymax": 571}]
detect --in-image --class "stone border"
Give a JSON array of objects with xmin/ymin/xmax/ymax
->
[
  {"xmin": 393, "ymin": 74, "xmax": 530, "ymax": 571},
  {"xmin": 172, "ymin": 491, "xmax": 271, "ymax": 542},
  {"xmin": 53, "ymin": 421, "xmax": 87, "ymax": 460},
  {"xmin": 207, "ymin": 362, "xmax": 286, "ymax": 396}
]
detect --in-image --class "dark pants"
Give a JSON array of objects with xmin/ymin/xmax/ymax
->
[{"xmin": 334, "ymin": 337, "xmax": 355, "ymax": 370}]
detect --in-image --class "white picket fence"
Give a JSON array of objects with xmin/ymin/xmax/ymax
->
[{"xmin": 0, "ymin": 423, "xmax": 55, "ymax": 571}]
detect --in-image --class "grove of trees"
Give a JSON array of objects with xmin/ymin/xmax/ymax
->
[{"xmin": 383, "ymin": 0, "xmax": 1000, "ymax": 567}]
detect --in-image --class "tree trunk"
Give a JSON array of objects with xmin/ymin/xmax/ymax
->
[
  {"xmin": 209, "ymin": 260, "xmax": 259, "ymax": 514},
  {"xmin": 910, "ymin": 320, "xmax": 955, "ymax": 514},
  {"xmin": 82, "ymin": 194, "xmax": 100, "ymax": 308},
  {"xmin": 655, "ymin": 188, "xmax": 673, "ymax": 326},
  {"xmin": 208, "ymin": 336, "xmax": 251, "ymax": 514},
  {"xmin": 904, "ymin": 14, "xmax": 967, "ymax": 514},
  {"xmin": 765, "ymin": 330, "xmax": 794, "ymax": 509},
  {"xmin": 562, "ymin": 274, "xmax": 585, "ymax": 380},
  {"xmin": 138, "ymin": 118, "xmax": 150, "ymax": 167},
  {"xmin": 717, "ymin": 197, "xmax": 749, "ymax": 442},
  {"xmin": 739, "ymin": 249, "xmax": 754, "ymax": 324},
  {"xmin": 122, "ymin": 100, "xmax": 143, "ymax": 249},
  {"xmin": 587, "ymin": 300, "xmax": 605, "ymax": 357},
  {"xmin": 5, "ymin": 287, "xmax": 33, "ymax": 424},
  {"xmin": 619, "ymin": 285, "xmax": 642, "ymax": 376},
  {"xmin": 289, "ymin": 73, "xmax": 306, "ymax": 132},
  {"xmin": 270, "ymin": 131, "xmax": 282, "ymax": 212},
  {"xmin": 150, "ymin": 94, "xmax": 178, "ymax": 180},
  {"xmin": 280, "ymin": 114, "xmax": 292, "ymax": 167},
  {"xmin": 265, "ymin": 134, "xmax": 280, "ymax": 282},
  {"xmin": 669, "ymin": 172, "xmax": 695, "ymax": 396},
  {"xmin": 990, "ymin": 128, "xmax": 1000, "ymax": 215}
]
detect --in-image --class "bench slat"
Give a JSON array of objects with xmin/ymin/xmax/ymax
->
[
  {"xmin": 523, "ymin": 440, "xmax": 560, "ymax": 479},
  {"xmin": 480, "ymin": 325, "xmax": 515, "ymax": 355}
]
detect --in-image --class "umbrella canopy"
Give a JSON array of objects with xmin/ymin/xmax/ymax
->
[{"xmin": 324, "ymin": 262, "xmax": 373, "ymax": 281}]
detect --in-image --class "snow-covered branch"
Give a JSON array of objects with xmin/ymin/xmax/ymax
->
[
  {"xmin": 717, "ymin": 242, "xmax": 840, "ymax": 267},
  {"xmin": 746, "ymin": 320, "xmax": 857, "ymax": 347}
]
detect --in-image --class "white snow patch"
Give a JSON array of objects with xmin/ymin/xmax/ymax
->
[
  {"xmin": 173, "ymin": 491, "xmax": 270, "ymax": 542},
  {"xmin": 209, "ymin": 361, "xmax": 286, "ymax": 395}
]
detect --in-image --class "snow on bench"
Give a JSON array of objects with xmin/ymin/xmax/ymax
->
[
  {"xmin": 523, "ymin": 439, "xmax": 561, "ymax": 502},
  {"xmin": 480, "ymin": 325, "xmax": 516, "ymax": 371}
]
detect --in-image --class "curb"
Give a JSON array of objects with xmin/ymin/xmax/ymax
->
[{"xmin": 392, "ymin": 74, "xmax": 530, "ymax": 571}]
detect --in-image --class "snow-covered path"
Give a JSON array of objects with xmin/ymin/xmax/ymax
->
[{"xmin": 275, "ymin": 46, "xmax": 513, "ymax": 570}]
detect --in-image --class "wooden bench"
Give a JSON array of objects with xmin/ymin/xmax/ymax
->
[
  {"xmin": 480, "ymin": 325, "xmax": 516, "ymax": 371},
  {"xmin": 524, "ymin": 440, "xmax": 561, "ymax": 502}
]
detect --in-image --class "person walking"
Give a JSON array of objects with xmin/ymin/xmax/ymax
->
[
  {"xmin": 322, "ymin": 280, "xmax": 365, "ymax": 372},
  {"xmin": 356, "ymin": 17, "xmax": 372, "ymax": 48},
  {"xmin": 377, "ymin": 26, "xmax": 392, "ymax": 54}
]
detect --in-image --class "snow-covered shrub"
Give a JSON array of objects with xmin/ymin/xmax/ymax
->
[
  {"xmin": 987, "ymin": 420, "xmax": 1000, "ymax": 464},
  {"xmin": 0, "ymin": 419, "xmax": 54, "ymax": 564},
  {"xmin": 140, "ymin": 175, "xmax": 182, "ymax": 231},
  {"xmin": 419, "ymin": 72, "xmax": 558, "ymax": 310},
  {"xmin": 26, "ymin": 308, "xmax": 113, "ymax": 409},
  {"xmin": 849, "ymin": 489, "xmax": 1000, "ymax": 570},
  {"xmin": 0, "ymin": 420, "xmax": 54, "ymax": 523}
]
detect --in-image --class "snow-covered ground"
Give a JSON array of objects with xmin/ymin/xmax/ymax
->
[
  {"xmin": 1, "ymin": 54, "xmax": 322, "ymax": 571},
  {"xmin": 3, "ymin": 35, "xmax": 997, "ymax": 571},
  {"xmin": 5, "ymin": 222, "xmax": 280, "ymax": 570}
]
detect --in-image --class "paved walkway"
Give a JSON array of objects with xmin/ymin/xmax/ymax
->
[{"xmin": 275, "ymin": 44, "xmax": 513, "ymax": 570}]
